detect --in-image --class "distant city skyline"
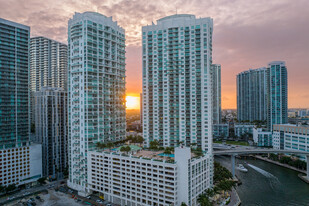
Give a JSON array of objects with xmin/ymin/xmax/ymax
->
[{"xmin": 1, "ymin": 0, "xmax": 308, "ymax": 109}]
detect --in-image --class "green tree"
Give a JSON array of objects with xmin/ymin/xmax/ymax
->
[
  {"xmin": 37, "ymin": 177, "xmax": 47, "ymax": 185},
  {"xmin": 120, "ymin": 146, "xmax": 131, "ymax": 153},
  {"xmin": 126, "ymin": 146, "xmax": 131, "ymax": 152},
  {"xmin": 149, "ymin": 140, "xmax": 159, "ymax": 150},
  {"xmin": 126, "ymin": 135, "xmax": 133, "ymax": 141},
  {"xmin": 216, "ymin": 180, "xmax": 236, "ymax": 191},
  {"xmin": 180, "ymin": 202, "xmax": 187, "ymax": 206},
  {"xmin": 164, "ymin": 147, "xmax": 174, "ymax": 154},
  {"xmin": 205, "ymin": 188, "xmax": 215, "ymax": 198},
  {"xmin": 269, "ymin": 153, "xmax": 279, "ymax": 161},
  {"xmin": 120, "ymin": 146, "xmax": 127, "ymax": 152},
  {"xmin": 0, "ymin": 184, "xmax": 6, "ymax": 193},
  {"xmin": 107, "ymin": 142, "xmax": 114, "ymax": 149},
  {"xmin": 214, "ymin": 162, "xmax": 232, "ymax": 183},
  {"xmin": 96, "ymin": 142, "xmax": 106, "ymax": 149},
  {"xmin": 192, "ymin": 147, "xmax": 203, "ymax": 157},
  {"xmin": 6, "ymin": 184, "xmax": 16, "ymax": 193},
  {"xmin": 136, "ymin": 136, "xmax": 144, "ymax": 144},
  {"xmin": 197, "ymin": 193, "xmax": 212, "ymax": 206}
]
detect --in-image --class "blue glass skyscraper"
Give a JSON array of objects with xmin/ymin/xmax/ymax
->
[
  {"xmin": 237, "ymin": 67, "xmax": 268, "ymax": 122},
  {"xmin": 267, "ymin": 61, "xmax": 288, "ymax": 130},
  {"xmin": 0, "ymin": 18, "xmax": 30, "ymax": 149},
  {"xmin": 237, "ymin": 61, "xmax": 288, "ymax": 131}
]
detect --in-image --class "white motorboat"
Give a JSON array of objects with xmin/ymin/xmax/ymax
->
[{"xmin": 236, "ymin": 164, "xmax": 248, "ymax": 172}]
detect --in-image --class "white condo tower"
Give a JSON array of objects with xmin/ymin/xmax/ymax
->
[
  {"xmin": 67, "ymin": 12, "xmax": 126, "ymax": 195},
  {"xmin": 142, "ymin": 14, "xmax": 214, "ymax": 152}
]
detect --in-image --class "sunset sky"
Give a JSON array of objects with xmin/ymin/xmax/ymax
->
[{"xmin": 1, "ymin": 0, "xmax": 308, "ymax": 109}]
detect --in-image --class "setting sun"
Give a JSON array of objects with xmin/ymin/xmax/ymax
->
[{"xmin": 126, "ymin": 96, "xmax": 140, "ymax": 110}]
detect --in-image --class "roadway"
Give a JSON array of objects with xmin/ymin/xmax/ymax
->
[
  {"xmin": 0, "ymin": 181, "xmax": 61, "ymax": 204},
  {"xmin": 214, "ymin": 148, "xmax": 309, "ymax": 156},
  {"xmin": 213, "ymin": 146, "xmax": 309, "ymax": 178}
]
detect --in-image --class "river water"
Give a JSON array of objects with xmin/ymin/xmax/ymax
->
[{"xmin": 215, "ymin": 156, "xmax": 309, "ymax": 206}]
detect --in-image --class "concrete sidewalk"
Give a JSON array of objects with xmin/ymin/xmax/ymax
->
[{"xmin": 227, "ymin": 188, "xmax": 241, "ymax": 206}]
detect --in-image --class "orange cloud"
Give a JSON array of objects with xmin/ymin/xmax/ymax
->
[{"xmin": 1, "ymin": 0, "xmax": 308, "ymax": 109}]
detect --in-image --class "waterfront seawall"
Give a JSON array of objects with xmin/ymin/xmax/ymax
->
[{"xmin": 254, "ymin": 155, "xmax": 306, "ymax": 174}]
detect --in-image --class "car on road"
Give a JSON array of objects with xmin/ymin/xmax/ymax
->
[
  {"xmin": 86, "ymin": 195, "xmax": 91, "ymax": 199},
  {"xmin": 106, "ymin": 204, "xmax": 112, "ymax": 206}
]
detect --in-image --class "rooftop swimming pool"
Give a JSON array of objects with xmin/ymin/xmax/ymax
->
[{"xmin": 158, "ymin": 153, "xmax": 175, "ymax": 158}]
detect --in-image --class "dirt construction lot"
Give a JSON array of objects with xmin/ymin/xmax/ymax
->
[
  {"xmin": 8, "ymin": 189, "xmax": 85, "ymax": 206},
  {"xmin": 39, "ymin": 189, "xmax": 84, "ymax": 206}
]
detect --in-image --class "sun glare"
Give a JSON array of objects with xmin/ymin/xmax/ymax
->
[{"xmin": 126, "ymin": 96, "xmax": 140, "ymax": 110}]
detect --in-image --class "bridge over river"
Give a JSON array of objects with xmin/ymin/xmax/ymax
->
[{"xmin": 213, "ymin": 149, "xmax": 309, "ymax": 179}]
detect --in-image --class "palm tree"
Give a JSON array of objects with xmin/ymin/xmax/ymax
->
[
  {"xmin": 197, "ymin": 194, "xmax": 212, "ymax": 206},
  {"xmin": 205, "ymin": 188, "xmax": 215, "ymax": 198},
  {"xmin": 0, "ymin": 184, "xmax": 5, "ymax": 193}
]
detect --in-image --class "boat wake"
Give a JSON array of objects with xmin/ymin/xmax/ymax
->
[
  {"xmin": 247, "ymin": 164, "xmax": 277, "ymax": 179},
  {"xmin": 247, "ymin": 163, "xmax": 281, "ymax": 190}
]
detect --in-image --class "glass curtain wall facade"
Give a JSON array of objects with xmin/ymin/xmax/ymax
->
[
  {"xmin": 237, "ymin": 67, "xmax": 267, "ymax": 122},
  {"xmin": 34, "ymin": 87, "xmax": 67, "ymax": 178},
  {"xmin": 67, "ymin": 12, "xmax": 126, "ymax": 195},
  {"xmin": 237, "ymin": 61, "xmax": 288, "ymax": 131},
  {"xmin": 267, "ymin": 61, "xmax": 288, "ymax": 130},
  {"xmin": 211, "ymin": 64, "xmax": 221, "ymax": 124},
  {"xmin": 0, "ymin": 18, "xmax": 30, "ymax": 149}
]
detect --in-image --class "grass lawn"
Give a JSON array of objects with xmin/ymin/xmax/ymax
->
[{"xmin": 214, "ymin": 140, "xmax": 249, "ymax": 146}]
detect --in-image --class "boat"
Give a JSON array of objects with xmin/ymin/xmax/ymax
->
[{"xmin": 236, "ymin": 164, "xmax": 248, "ymax": 172}]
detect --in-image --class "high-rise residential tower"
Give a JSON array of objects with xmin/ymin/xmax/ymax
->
[
  {"xmin": 29, "ymin": 36, "xmax": 67, "ymax": 124},
  {"xmin": 267, "ymin": 61, "xmax": 288, "ymax": 130},
  {"xmin": 142, "ymin": 14, "xmax": 213, "ymax": 152},
  {"xmin": 67, "ymin": 12, "xmax": 126, "ymax": 195},
  {"xmin": 237, "ymin": 61, "xmax": 288, "ymax": 131},
  {"xmin": 34, "ymin": 87, "xmax": 67, "ymax": 178},
  {"xmin": 237, "ymin": 67, "xmax": 268, "ymax": 122},
  {"xmin": 0, "ymin": 18, "xmax": 30, "ymax": 149},
  {"xmin": 211, "ymin": 64, "xmax": 221, "ymax": 124},
  {"xmin": 0, "ymin": 18, "xmax": 42, "ymax": 187}
]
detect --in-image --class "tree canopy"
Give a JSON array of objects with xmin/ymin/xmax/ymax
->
[
  {"xmin": 120, "ymin": 146, "xmax": 131, "ymax": 153},
  {"xmin": 149, "ymin": 140, "xmax": 159, "ymax": 150}
]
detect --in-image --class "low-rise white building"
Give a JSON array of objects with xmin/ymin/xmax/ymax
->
[
  {"xmin": 253, "ymin": 128, "xmax": 272, "ymax": 147},
  {"xmin": 87, "ymin": 146, "xmax": 213, "ymax": 206},
  {"xmin": 273, "ymin": 124, "xmax": 309, "ymax": 158},
  {"xmin": 234, "ymin": 124, "xmax": 255, "ymax": 137},
  {"xmin": 0, "ymin": 143, "xmax": 42, "ymax": 187}
]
